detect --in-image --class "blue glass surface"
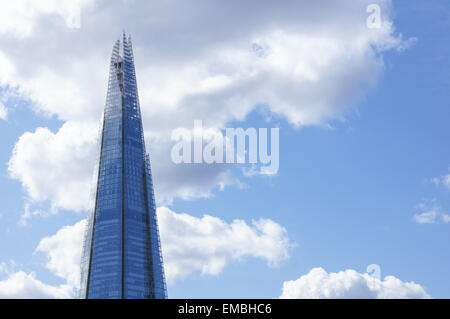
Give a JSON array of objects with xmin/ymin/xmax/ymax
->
[{"xmin": 79, "ymin": 34, "xmax": 167, "ymax": 299}]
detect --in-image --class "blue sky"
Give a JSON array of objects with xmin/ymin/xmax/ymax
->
[{"xmin": 0, "ymin": 1, "xmax": 449, "ymax": 298}]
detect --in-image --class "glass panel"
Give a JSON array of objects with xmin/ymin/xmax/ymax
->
[{"xmin": 79, "ymin": 34, "xmax": 167, "ymax": 299}]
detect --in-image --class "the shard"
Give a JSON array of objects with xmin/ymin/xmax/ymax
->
[{"xmin": 78, "ymin": 33, "xmax": 167, "ymax": 299}]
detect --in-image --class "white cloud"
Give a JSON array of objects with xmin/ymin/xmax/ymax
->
[
  {"xmin": 0, "ymin": 0, "xmax": 409, "ymax": 126},
  {"xmin": 0, "ymin": 262, "xmax": 7, "ymax": 274},
  {"xmin": 35, "ymin": 220, "xmax": 86, "ymax": 287},
  {"xmin": 431, "ymin": 170, "xmax": 450, "ymax": 191},
  {"xmin": 0, "ymin": 0, "xmax": 92, "ymax": 38},
  {"xmin": 413, "ymin": 199, "xmax": 449, "ymax": 225},
  {"xmin": 442, "ymin": 214, "xmax": 450, "ymax": 223},
  {"xmin": 443, "ymin": 175, "xmax": 450, "ymax": 190},
  {"xmin": 413, "ymin": 210, "xmax": 438, "ymax": 224},
  {"xmin": 0, "ymin": 220, "xmax": 83, "ymax": 299},
  {"xmin": 2, "ymin": 0, "xmax": 415, "ymax": 211},
  {"xmin": 0, "ymin": 260, "xmax": 17, "ymax": 274},
  {"xmin": 0, "ymin": 271, "xmax": 73, "ymax": 299},
  {"xmin": 33, "ymin": 208, "xmax": 292, "ymax": 290},
  {"xmin": 0, "ymin": 101, "xmax": 7, "ymax": 120},
  {"xmin": 280, "ymin": 267, "xmax": 430, "ymax": 299},
  {"xmin": 158, "ymin": 207, "xmax": 292, "ymax": 282},
  {"xmin": 19, "ymin": 202, "xmax": 49, "ymax": 226},
  {"xmin": 8, "ymin": 121, "xmax": 98, "ymax": 213},
  {"xmin": 0, "ymin": 221, "xmax": 85, "ymax": 299}
]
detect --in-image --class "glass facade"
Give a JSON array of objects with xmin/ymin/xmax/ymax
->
[{"xmin": 79, "ymin": 33, "xmax": 167, "ymax": 299}]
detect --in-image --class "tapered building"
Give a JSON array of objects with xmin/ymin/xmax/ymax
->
[{"xmin": 78, "ymin": 33, "xmax": 167, "ymax": 299}]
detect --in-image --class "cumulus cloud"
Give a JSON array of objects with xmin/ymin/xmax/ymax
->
[
  {"xmin": 0, "ymin": 271, "xmax": 73, "ymax": 299},
  {"xmin": 0, "ymin": 0, "xmax": 413, "ymax": 125},
  {"xmin": 279, "ymin": 267, "xmax": 430, "ymax": 299},
  {"xmin": 2, "ymin": 0, "xmax": 415, "ymax": 211},
  {"xmin": 32, "ymin": 207, "xmax": 292, "ymax": 291},
  {"xmin": 0, "ymin": 259, "xmax": 72, "ymax": 299},
  {"xmin": 8, "ymin": 121, "xmax": 98, "ymax": 213},
  {"xmin": 0, "ymin": 220, "xmax": 84, "ymax": 299},
  {"xmin": 35, "ymin": 220, "xmax": 86, "ymax": 287},
  {"xmin": 158, "ymin": 207, "xmax": 292, "ymax": 282},
  {"xmin": 0, "ymin": 218, "xmax": 86, "ymax": 299}
]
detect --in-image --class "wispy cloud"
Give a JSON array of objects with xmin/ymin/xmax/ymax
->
[
  {"xmin": 0, "ymin": 101, "xmax": 7, "ymax": 120},
  {"xmin": 413, "ymin": 199, "xmax": 449, "ymax": 224},
  {"xmin": 430, "ymin": 168, "xmax": 450, "ymax": 191}
]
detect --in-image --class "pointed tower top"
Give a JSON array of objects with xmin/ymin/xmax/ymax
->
[{"xmin": 79, "ymin": 34, "xmax": 167, "ymax": 299}]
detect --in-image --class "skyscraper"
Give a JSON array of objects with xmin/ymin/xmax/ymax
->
[{"xmin": 78, "ymin": 33, "xmax": 167, "ymax": 299}]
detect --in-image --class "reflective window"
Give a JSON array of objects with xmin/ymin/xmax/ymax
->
[{"xmin": 79, "ymin": 34, "xmax": 167, "ymax": 299}]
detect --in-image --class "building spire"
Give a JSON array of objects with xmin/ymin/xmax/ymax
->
[{"xmin": 78, "ymin": 32, "xmax": 167, "ymax": 299}]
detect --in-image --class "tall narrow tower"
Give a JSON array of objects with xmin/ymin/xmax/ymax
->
[{"xmin": 79, "ymin": 33, "xmax": 167, "ymax": 299}]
